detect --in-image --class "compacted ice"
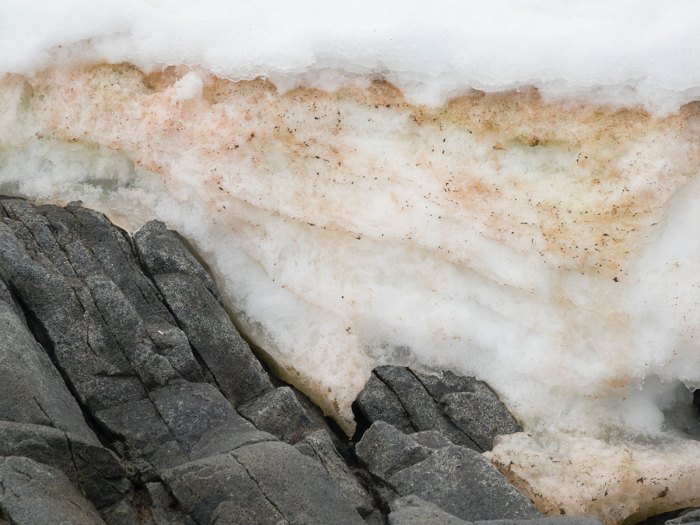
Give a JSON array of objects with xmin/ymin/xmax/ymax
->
[{"xmin": 1, "ymin": 2, "xmax": 700, "ymax": 523}]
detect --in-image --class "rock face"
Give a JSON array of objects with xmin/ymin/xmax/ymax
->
[
  {"xmin": 0, "ymin": 197, "xmax": 597, "ymax": 525},
  {"xmin": 0, "ymin": 198, "xmax": 363, "ymax": 524},
  {"xmin": 0, "ymin": 456, "xmax": 107, "ymax": 525},
  {"xmin": 354, "ymin": 366, "xmax": 521, "ymax": 452}
]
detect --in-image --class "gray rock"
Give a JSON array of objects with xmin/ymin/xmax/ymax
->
[
  {"xmin": 163, "ymin": 453, "xmax": 285, "ymax": 525},
  {"xmin": 404, "ymin": 510, "xmax": 602, "ymax": 525},
  {"xmin": 473, "ymin": 519, "xmax": 602, "ymax": 525},
  {"xmin": 0, "ymin": 199, "xmax": 377, "ymax": 525},
  {"xmin": 134, "ymin": 220, "xmax": 220, "ymax": 301},
  {"xmin": 101, "ymin": 492, "xmax": 195, "ymax": 525},
  {"xmin": 388, "ymin": 446, "xmax": 540, "ymax": 521},
  {"xmin": 0, "ymin": 200, "xmax": 201, "ymax": 416},
  {"xmin": 189, "ymin": 429, "xmax": 276, "ymax": 461},
  {"xmin": 100, "ymin": 500, "xmax": 140, "ymax": 525},
  {"xmin": 0, "ymin": 456, "xmax": 106, "ymax": 525},
  {"xmin": 374, "ymin": 367, "xmax": 479, "ymax": 449},
  {"xmin": 150, "ymin": 381, "xmax": 257, "ymax": 454},
  {"xmin": 101, "ymin": 484, "xmax": 194, "ymax": 525},
  {"xmin": 154, "ymin": 272, "xmax": 273, "ymax": 406},
  {"xmin": 42, "ymin": 203, "xmax": 174, "ymax": 325},
  {"xmin": 49, "ymin": 205, "xmax": 204, "ymax": 386},
  {"xmin": 69, "ymin": 434, "xmax": 131, "ymax": 508},
  {"xmin": 354, "ymin": 372, "xmax": 413, "ymax": 434},
  {"xmin": 233, "ymin": 441, "xmax": 366, "ymax": 524},
  {"xmin": 356, "ymin": 421, "xmax": 431, "ymax": 481},
  {"xmin": 412, "ymin": 431, "xmax": 453, "ymax": 450},
  {"xmin": 0, "ymin": 219, "xmax": 146, "ymax": 412},
  {"xmin": 441, "ymin": 391, "xmax": 521, "ymax": 451},
  {"xmin": 356, "ymin": 366, "xmax": 521, "ymax": 453},
  {"xmin": 295, "ymin": 442, "xmax": 315, "ymax": 458},
  {"xmin": 95, "ymin": 398, "xmax": 189, "ymax": 469},
  {"xmin": 412, "ymin": 370, "xmax": 476, "ymax": 401},
  {"xmin": 146, "ymin": 322, "xmax": 203, "ymax": 382},
  {"xmin": 0, "ymin": 298, "xmax": 97, "ymax": 442},
  {"xmin": 414, "ymin": 370, "xmax": 521, "ymax": 451},
  {"xmin": 364, "ymin": 510, "xmax": 388, "ymax": 525},
  {"xmin": 239, "ymin": 386, "xmax": 318, "ymax": 444},
  {"xmin": 0, "ymin": 200, "xmax": 541, "ymax": 525},
  {"xmin": 0, "ymin": 421, "xmax": 128, "ymax": 509},
  {"xmin": 0, "ymin": 278, "xmax": 24, "ymax": 321},
  {"xmin": 1, "ymin": 199, "xmax": 76, "ymax": 277},
  {"xmin": 84, "ymin": 274, "xmax": 180, "ymax": 389},
  {"xmin": 145, "ymin": 482, "xmax": 173, "ymax": 508},
  {"xmin": 388, "ymin": 495, "xmax": 469, "ymax": 525},
  {"xmin": 0, "ymin": 421, "xmax": 75, "ymax": 472},
  {"xmin": 143, "ymin": 481, "xmax": 198, "ymax": 525},
  {"xmin": 297, "ymin": 430, "xmax": 374, "ymax": 515},
  {"xmin": 666, "ymin": 509, "xmax": 700, "ymax": 525},
  {"xmin": 210, "ymin": 502, "xmax": 270, "ymax": 525}
]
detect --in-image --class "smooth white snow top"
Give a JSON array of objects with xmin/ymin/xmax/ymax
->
[{"xmin": 1, "ymin": 0, "xmax": 700, "ymax": 110}]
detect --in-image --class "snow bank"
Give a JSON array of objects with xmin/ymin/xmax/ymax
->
[{"xmin": 1, "ymin": 1, "xmax": 700, "ymax": 111}]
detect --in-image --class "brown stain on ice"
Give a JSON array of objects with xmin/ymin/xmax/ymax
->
[
  {"xmin": 8, "ymin": 66, "xmax": 696, "ymax": 354},
  {"xmin": 9, "ymin": 62, "xmax": 699, "ymax": 415},
  {"xmin": 431, "ymin": 91, "xmax": 696, "ymax": 278},
  {"xmin": 489, "ymin": 439, "xmax": 700, "ymax": 525},
  {"xmin": 18, "ymin": 65, "xmax": 700, "ymax": 282}
]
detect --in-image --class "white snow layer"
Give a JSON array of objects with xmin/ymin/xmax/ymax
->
[
  {"xmin": 1, "ymin": 2, "xmax": 700, "ymax": 523},
  {"xmin": 1, "ymin": 0, "xmax": 700, "ymax": 111}
]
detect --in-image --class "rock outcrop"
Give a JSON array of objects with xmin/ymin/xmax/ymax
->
[
  {"xmin": 0, "ymin": 197, "xmax": 608, "ymax": 525},
  {"xmin": 0, "ymin": 197, "xmax": 362, "ymax": 524},
  {"xmin": 354, "ymin": 366, "xmax": 521, "ymax": 452}
]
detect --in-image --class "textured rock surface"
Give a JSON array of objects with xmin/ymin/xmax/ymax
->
[
  {"xmin": 665, "ymin": 509, "xmax": 700, "ymax": 525},
  {"xmin": 356, "ymin": 421, "xmax": 431, "ymax": 481},
  {"xmin": 295, "ymin": 429, "xmax": 375, "ymax": 516},
  {"xmin": 412, "ymin": 430, "xmax": 453, "ymax": 450},
  {"xmin": 389, "ymin": 445, "xmax": 540, "ymax": 521},
  {"xmin": 232, "ymin": 441, "xmax": 365, "ymax": 525},
  {"xmin": 0, "ymin": 198, "xmax": 567, "ymax": 525},
  {"xmin": 388, "ymin": 496, "xmax": 471, "ymax": 525},
  {"xmin": 151, "ymin": 272, "xmax": 273, "ymax": 406},
  {"xmin": 0, "ymin": 198, "xmax": 369, "ymax": 524},
  {"xmin": 354, "ymin": 366, "xmax": 521, "ymax": 452},
  {"xmin": 417, "ymin": 371, "xmax": 521, "ymax": 451},
  {"xmin": 357, "ymin": 420, "xmax": 540, "ymax": 522},
  {"xmin": 355, "ymin": 373, "xmax": 414, "ymax": 434},
  {"xmin": 0, "ymin": 299, "xmax": 96, "ymax": 440},
  {"xmin": 0, "ymin": 422, "xmax": 127, "ymax": 508},
  {"xmin": 239, "ymin": 386, "xmax": 319, "ymax": 444},
  {"xmin": 387, "ymin": 497, "xmax": 604, "ymax": 525},
  {"xmin": 0, "ymin": 456, "xmax": 106, "ymax": 525}
]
